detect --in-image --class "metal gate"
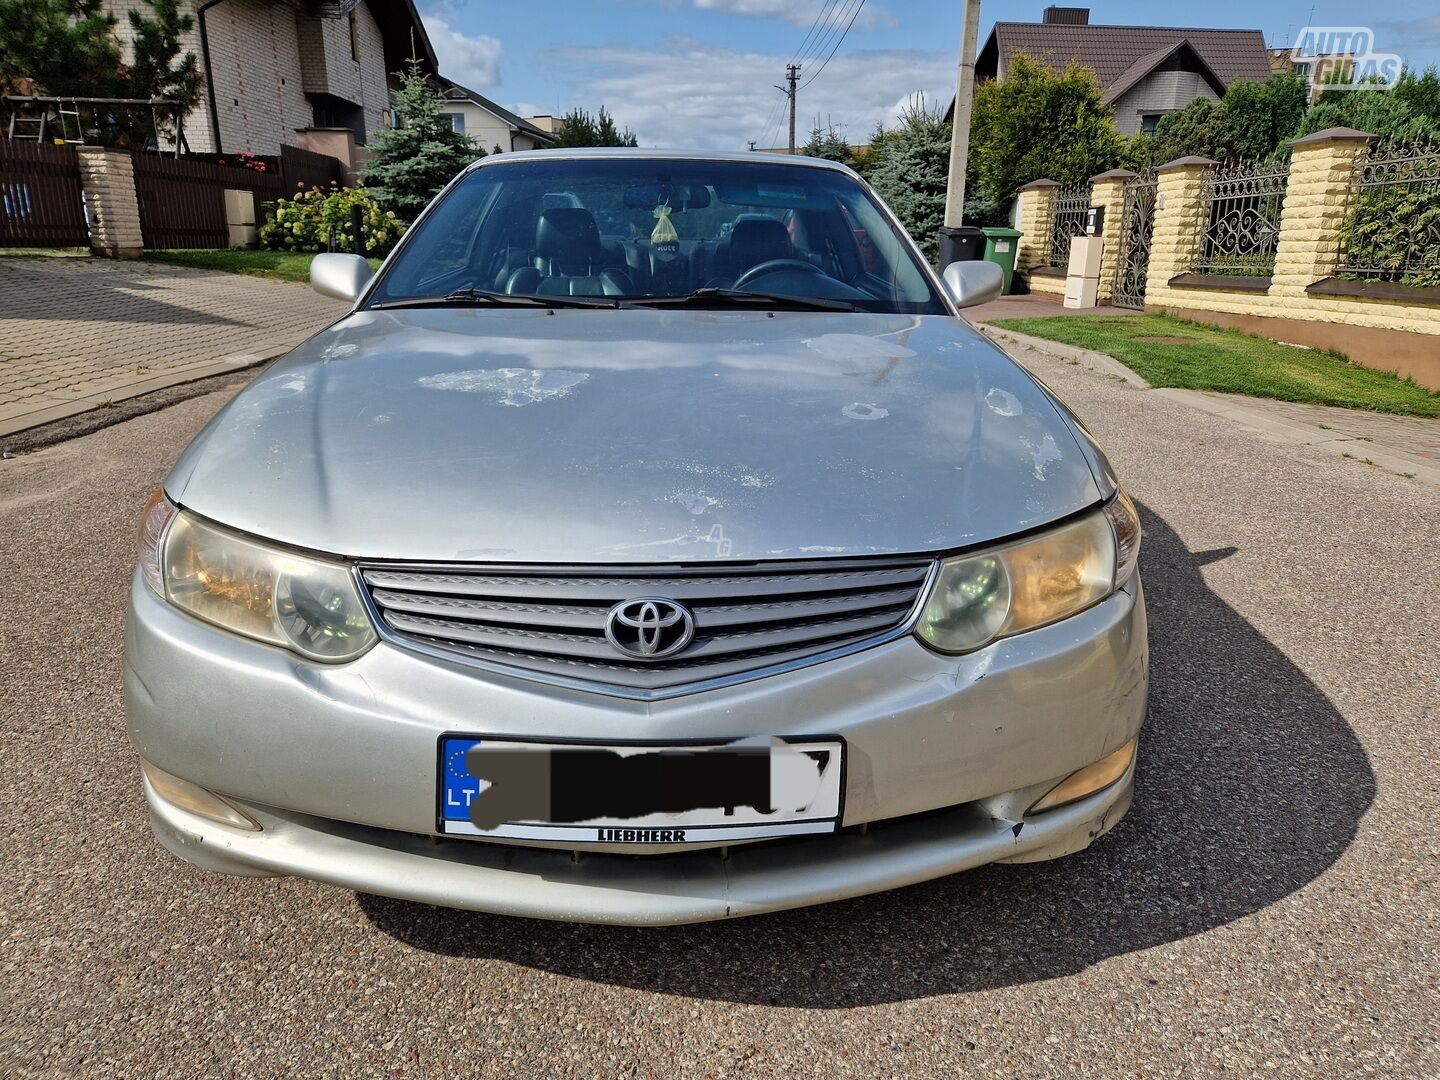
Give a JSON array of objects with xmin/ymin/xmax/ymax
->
[{"xmin": 1111, "ymin": 169, "xmax": 1157, "ymax": 310}]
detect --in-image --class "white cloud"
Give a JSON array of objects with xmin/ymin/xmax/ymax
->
[
  {"xmin": 424, "ymin": 11, "xmax": 504, "ymax": 89},
  {"xmin": 693, "ymin": 0, "xmax": 894, "ymax": 31},
  {"xmin": 542, "ymin": 35, "xmax": 951, "ymax": 150}
]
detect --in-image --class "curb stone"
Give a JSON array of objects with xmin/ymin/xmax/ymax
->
[{"xmin": 980, "ymin": 325, "xmax": 1438, "ymax": 488}]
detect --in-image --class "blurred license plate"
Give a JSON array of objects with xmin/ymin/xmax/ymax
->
[{"xmin": 438, "ymin": 736, "xmax": 844, "ymax": 843}]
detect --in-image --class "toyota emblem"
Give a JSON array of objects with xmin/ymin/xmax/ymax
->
[{"xmin": 604, "ymin": 597, "xmax": 695, "ymax": 660}]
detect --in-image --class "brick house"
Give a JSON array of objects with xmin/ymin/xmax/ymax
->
[
  {"xmin": 964, "ymin": 6, "xmax": 1273, "ymax": 134},
  {"xmin": 105, "ymin": 0, "xmax": 437, "ymax": 156}
]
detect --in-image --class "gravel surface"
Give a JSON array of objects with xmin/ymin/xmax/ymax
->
[{"xmin": 2, "ymin": 350, "xmax": 1437, "ymax": 1077}]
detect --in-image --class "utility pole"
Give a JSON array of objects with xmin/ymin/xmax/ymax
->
[
  {"xmin": 938, "ymin": 0, "xmax": 983, "ymax": 264},
  {"xmin": 785, "ymin": 63, "xmax": 800, "ymax": 153}
]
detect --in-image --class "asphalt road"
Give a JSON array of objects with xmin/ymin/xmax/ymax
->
[{"xmin": 3, "ymin": 347, "xmax": 1437, "ymax": 1078}]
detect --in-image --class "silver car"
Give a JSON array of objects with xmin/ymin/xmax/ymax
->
[{"xmin": 126, "ymin": 149, "xmax": 1146, "ymax": 925}]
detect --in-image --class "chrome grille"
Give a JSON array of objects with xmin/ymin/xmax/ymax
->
[{"xmin": 361, "ymin": 559, "xmax": 934, "ymax": 694}]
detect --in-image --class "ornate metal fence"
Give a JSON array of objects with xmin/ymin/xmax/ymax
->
[
  {"xmin": 1193, "ymin": 156, "xmax": 1290, "ymax": 276},
  {"xmin": 1336, "ymin": 141, "xmax": 1440, "ymax": 287},
  {"xmin": 1046, "ymin": 180, "xmax": 1092, "ymax": 267},
  {"xmin": 1111, "ymin": 169, "xmax": 1158, "ymax": 309}
]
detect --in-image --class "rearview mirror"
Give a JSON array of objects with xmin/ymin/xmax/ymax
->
[
  {"xmin": 941, "ymin": 260, "xmax": 1003, "ymax": 310},
  {"xmin": 622, "ymin": 184, "xmax": 712, "ymax": 210},
  {"xmin": 311, "ymin": 253, "xmax": 373, "ymax": 304}
]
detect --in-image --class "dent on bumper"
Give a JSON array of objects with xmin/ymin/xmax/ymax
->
[{"xmin": 144, "ymin": 765, "xmax": 1135, "ymax": 925}]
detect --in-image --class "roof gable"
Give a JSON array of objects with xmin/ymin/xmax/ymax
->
[
  {"xmin": 1101, "ymin": 38, "xmax": 1228, "ymax": 104},
  {"xmin": 433, "ymin": 77, "xmax": 556, "ymax": 143}
]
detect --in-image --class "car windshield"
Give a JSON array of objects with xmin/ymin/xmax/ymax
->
[{"xmin": 366, "ymin": 156, "xmax": 948, "ymax": 314}]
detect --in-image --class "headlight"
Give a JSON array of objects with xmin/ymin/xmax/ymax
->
[
  {"xmin": 141, "ymin": 495, "xmax": 376, "ymax": 662},
  {"xmin": 915, "ymin": 492, "xmax": 1140, "ymax": 654}
]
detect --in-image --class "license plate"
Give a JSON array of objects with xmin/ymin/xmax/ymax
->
[{"xmin": 437, "ymin": 736, "xmax": 844, "ymax": 843}]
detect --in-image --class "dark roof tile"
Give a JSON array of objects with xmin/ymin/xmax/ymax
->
[{"xmin": 990, "ymin": 22, "xmax": 1271, "ymax": 89}]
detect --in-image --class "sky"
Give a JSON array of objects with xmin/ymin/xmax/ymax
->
[{"xmin": 417, "ymin": 0, "xmax": 1440, "ymax": 150}]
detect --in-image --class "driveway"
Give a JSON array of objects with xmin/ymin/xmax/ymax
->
[
  {"xmin": 2, "ymin": 347, "xmax": 1436, "ymax": 1076},
  {"xmin": 0, "ymin": 256, "xmax": 346, "ymax": 436}
]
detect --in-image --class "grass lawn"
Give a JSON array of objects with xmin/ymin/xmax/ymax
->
[
  {"xmin": 144, "ymin": 249, "xmax": 380, "ymax": 283},
  {"xmin": 988, "ymin": 313, "xmax": 1440, "ymax": 418}
]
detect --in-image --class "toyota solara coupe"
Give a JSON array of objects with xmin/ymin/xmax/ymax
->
[{"xmin": 126, "ymin": 149, "xmax": 1147, "ymax": 925}]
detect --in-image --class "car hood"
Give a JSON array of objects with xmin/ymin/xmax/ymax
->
[{"xmin": 166, "ymin": 308, "xmax": 1105, "ymax": 563}]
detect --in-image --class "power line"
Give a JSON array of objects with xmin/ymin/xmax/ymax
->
[
  {"xmin": 790, "ymin": 0, "xmax": 840, "ymax": 67},
  {"xmin": 753, "ymin": 0, "xmax": 861, "ymax": 150},
  {"xmin": 756, "ymin": 84, "xmax": 789, "ymax": 149},
  {"xmin": 798, "ymin": 0, "xmax": 858, "ymax": 68},
  {"xmin": 800, "ymin": 0, "xmax": 866, "ymax": 90}
]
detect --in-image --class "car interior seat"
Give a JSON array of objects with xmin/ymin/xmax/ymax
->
[{"xmin": 505, "ymin": 207, "xmax": 635, "ymax": 297}]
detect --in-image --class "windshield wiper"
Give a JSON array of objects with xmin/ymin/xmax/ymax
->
[
  {"xmin": 623, "ymin": 288, "xmax": 856, "ymax": 312},
  {"xmin": 372, "ymin": 287, "xmax": 618, "ymax": 310}
]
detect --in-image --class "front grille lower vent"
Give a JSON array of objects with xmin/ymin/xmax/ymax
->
[{"xmin": 361, "ymin": 558, "xmax": 934, "ymax": 694}]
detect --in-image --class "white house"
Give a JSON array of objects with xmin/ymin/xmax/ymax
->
[{"xmin": 433, "ymin": 77, "xmax": 557, "ymax": 153}]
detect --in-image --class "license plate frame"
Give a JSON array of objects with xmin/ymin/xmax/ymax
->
[{"xmin": 436, "ymin": 734, "xmax": 846, "ymax": 844}]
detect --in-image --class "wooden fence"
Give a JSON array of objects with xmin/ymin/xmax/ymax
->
[
  {"xmin": 1, "ymin": 140, "xmax": 347, "ymax": 250},
  {"xmin": 279, "ymin": 144, "xmax": 343, "ymax": 196},
  {"xmin": 133, "ymin": 152, "xmax": 284, "ymax": 248},
  {"xmin": 0, "ymin": 141, "xmax": 90, "ymax": 247}
]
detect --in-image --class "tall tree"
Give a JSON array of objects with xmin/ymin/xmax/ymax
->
[
  {"xmin": 0, "ymin": 0, "xmax": 122, "ymax": 97},
  {"xmin": 126, "ymin": 0, "xmax": 202, "ymax": 109},
  {"xmin": 553, "ymin": 106, "xmax": 638, "ymax": 147},
  {"xmin": 364, "ymin": 60, "xmax": 481, "ymax": 221},
  {"xmin": 865, "ymin": 98, "xmax": 952, "ymax": 260},
  {"xmin": 967, "ymin": 55, "xmax": 1126, "ymax": 202}
]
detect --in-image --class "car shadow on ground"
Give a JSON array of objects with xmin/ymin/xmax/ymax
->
[{"xmin": 359, "ymin": 505, "xmax": 1375, "ymax": 1005}]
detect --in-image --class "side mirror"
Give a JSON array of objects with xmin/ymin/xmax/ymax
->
[
  {"xmin": 311, "ymin": 253, "xmax": 373, "ymax": 304},
  {"xmin": 941, "ymin": 260, "xmax": 1003, "ymax": 310}
]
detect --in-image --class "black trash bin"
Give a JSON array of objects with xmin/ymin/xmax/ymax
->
[{"xmin": 937, "ymin": 225, "xmax": 985, "ymax": 267}]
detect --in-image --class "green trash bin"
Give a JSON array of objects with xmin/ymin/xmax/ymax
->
[{"xmin": 981, "ymin": 226, "xmax": 1023, "ymax": 296}]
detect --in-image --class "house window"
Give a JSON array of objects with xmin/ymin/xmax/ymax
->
[
  {"xmin": 1140, "ymin": 112, "xmax": 1166, "ymax": 135},
  {"xmin": 348, "ymin": 12, "xmax": 360, "ymax": 63},
  {"xmin": 1292, "ymin": 60, "xmax": 1312, "ymax": 79},
  {"xmin": 443, "ymin": 113, "xmax": 464, "ymax": 134}
]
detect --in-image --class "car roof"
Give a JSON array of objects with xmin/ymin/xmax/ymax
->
[{"xmin": 466, "ymin": 147, "xmax": 858, "ymax": 178}]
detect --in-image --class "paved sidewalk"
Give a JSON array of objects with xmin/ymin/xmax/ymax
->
[
  {"xmin": 965, "ymin": 293, "xmax": 1140, "ymax": 322},
  {"xmin": 0, "ymin": 256, "xmax": 348, "ymax": 436},
  {"xmin": 985, "ymin": 325, "xmax": 1440, "ymax": 486}
]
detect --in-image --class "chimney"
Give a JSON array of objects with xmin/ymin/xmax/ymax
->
[{"xmin": 1042, "ymin": 7, "xmax": 1090, "ymax": 24}]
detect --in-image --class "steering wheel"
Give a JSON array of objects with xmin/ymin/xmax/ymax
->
[{"xmin": 731, "ymin": 258, "xmax": 824, "ymax": 290}]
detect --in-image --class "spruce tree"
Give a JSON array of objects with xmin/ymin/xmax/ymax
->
[{"xmin": 364, "ymin": 60, "xmax": 481, "ymax": 221}]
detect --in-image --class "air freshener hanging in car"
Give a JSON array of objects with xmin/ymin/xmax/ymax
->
[{"xmin": 651, "ymin": 202, "xmax": 680, "ymax": 263}]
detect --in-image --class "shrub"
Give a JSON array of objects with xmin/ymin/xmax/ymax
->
[
  {"xmin": 1338, "ymin": 163, "xmax": 1440, "ymax": 288},
  {"xmin": 866, "ymin": 98, "xmax": 952, "ymax": 261},
  {"xmin": 968, "ymin": 55, "xmax": 1127, "ymax": 201},
  {"xmin": 258, "ymin": 184, "xmax": 405, "ymax": 257}
]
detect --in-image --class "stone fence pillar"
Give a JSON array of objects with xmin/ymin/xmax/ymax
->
[
  {"xmin": 1014, "ymin": 178, "xmax": 1059, "ymax": 275},
  {"xmin": 1270, "ymin": 127, "xmax": 1374, "ymax": 299},
  {"xmin": 75, "ymin": 147, "xmax": 143, "ymax": 258},
  {"xmin": 1089, "ymin": 168, "xmax": 1136, "ymax": 302},
  {"xmin": 1145, "ymin": 156, "xmax": 1218, "ymax": 304}
]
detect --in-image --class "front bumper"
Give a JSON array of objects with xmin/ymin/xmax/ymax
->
[{"xmin": 125, "ymin": 571, "xmax": 1147, "ymax": 923}]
